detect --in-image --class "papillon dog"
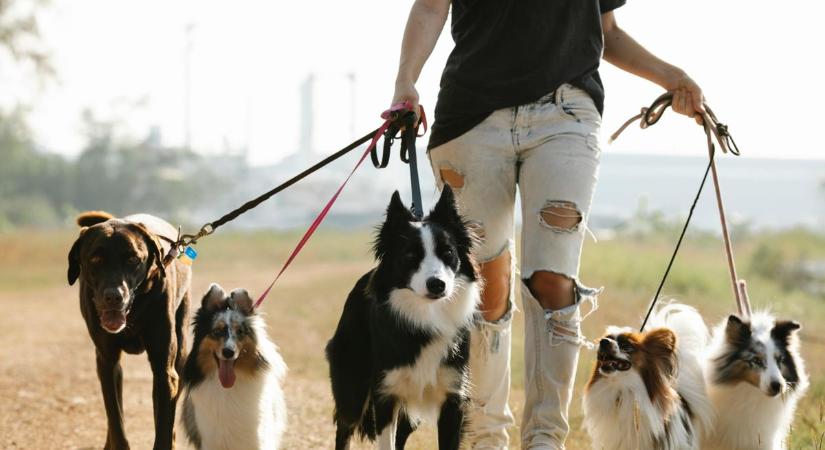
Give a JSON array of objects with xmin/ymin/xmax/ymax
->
[
  {"xmin": 181, "ymin": 284, "xmax": 287, "ymax": 450},
  {"xmin": 583, "ymin": 304, "xmax": 714, "ymax": 450},
  {"xmin": 325, "ymin": 185, "xmax": 479, "ymax": 450}
]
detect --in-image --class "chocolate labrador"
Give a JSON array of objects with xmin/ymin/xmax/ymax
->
[{"xmin": 68, "ymin": 211, "xmax": 191, "ymax": 450}]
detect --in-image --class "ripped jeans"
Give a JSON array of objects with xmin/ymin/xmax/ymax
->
[
  {"xmin": 429, "ymin": 83, "xmax": 602, "ymax": 449},
  {"xmin": 428, "ymin": 83, "xmax": 601, "ymax": 290}
]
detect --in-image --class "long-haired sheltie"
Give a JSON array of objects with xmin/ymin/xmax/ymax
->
[
  {"xmin": 583, "ymin": 304, "xmax": 714, "ymax": 450},
  {"xmin": 325, "ymin": 185, "xmax": 479, "ymax": 450},
  {"xmin": 181, "ymin": 284, "xmax": 287, "ymax": 450},
  {"xmin": 703, "ymin": 311, "xmax": 808, "ymax": 450}
]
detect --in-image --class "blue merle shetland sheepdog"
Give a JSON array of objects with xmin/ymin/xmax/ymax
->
[
  {"xmin": 181, "ymin": 284, "xmax": 287, "ymax": 450},
  {"xmin": 703, "ymin": 312, "xmax": 808, "ymax": 450},
  {"xmin": 325, "ymin": 185, "xmax": 480, "ymax": 450}
]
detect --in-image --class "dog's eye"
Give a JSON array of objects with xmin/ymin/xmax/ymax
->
[
  {"xmin": 405, "ymin": 251, "xmax": 418, "ymax": 261},
  {"xmin": 776, "ymin": 354, "xmax": 786, "ymax": 365},
  {"xmin": 442, "ymin": 248, "xmax": 454, "ymax": 259},
  {"xmin": 210, "ymin": 328, "xmax": 225, "ymax": 338},
  {"xmin": 619, "ymin": 341, "xmax": 635, "ymax": 353},
  {"xmin": 748, "ymin": 356, "xmax": 765, "ymax": 368},
  {"xmin": 90, "ymin": 255, "xmax": 103, "ymax": 264},
  {"xmin": 127, "ymin": 256, "xmax": 140, "ymax": 267}
]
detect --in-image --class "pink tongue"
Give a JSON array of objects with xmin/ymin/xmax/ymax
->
[
  {"xmin": 218, "ymin": 359, "xmax": 236, "ymax": 388},
  {"xmin": 100, "ymin": 310, "xmax": 126, "ymax": 332}
]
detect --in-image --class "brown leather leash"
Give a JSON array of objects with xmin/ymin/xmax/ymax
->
[{"xmin": 610, "ymin": 93, "xmax": 752, "ymax": 330}]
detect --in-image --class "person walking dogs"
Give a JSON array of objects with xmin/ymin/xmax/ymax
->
[{"xmin": 391, "ymin": 1, "xmax": 705, "ymax": 449}]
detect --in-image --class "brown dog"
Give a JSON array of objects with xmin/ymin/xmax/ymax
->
[{"xmin": 68, "ymin": 211, "xmax": 191, "ymax": 450}]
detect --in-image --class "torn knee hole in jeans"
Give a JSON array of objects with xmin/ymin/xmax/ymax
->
[
  {"xmin": 439, "ymin": 166, "xmax": 465, "ymax": 190},
  {"xmin": 540, "ymin": 275, "xmax": 602, "ymax": 348},
  {"xmin": 479, "ymin": 248, "xmax": 512, "ymax": 320},
  {"xmin": 467, "ymin": 220, "xmax": 485, "ymax": 242},
  {"xmin": 538, "ymin": 201, "xmax": 582, "ymax": 232}
]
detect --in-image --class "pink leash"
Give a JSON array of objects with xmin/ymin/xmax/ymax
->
[{"xmin": 253, "ymin": 102, "xmax": 425, "ymax": 309}]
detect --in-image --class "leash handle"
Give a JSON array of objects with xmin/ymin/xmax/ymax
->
[
  {"xmin": 610, "ymin": 93, "xmax": 751, "ymax": 329},
  {"xmin": 253, "ymin": 103, "xmax": 426, "ymax": 309},
  {"xmin": 373, "ymin": 101, "xmax": 428, "ymax": 219}
]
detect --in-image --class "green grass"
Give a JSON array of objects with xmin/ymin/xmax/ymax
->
[{"xmin": 2, "ymin": 226, "xmax": 824, "ymax": 448}]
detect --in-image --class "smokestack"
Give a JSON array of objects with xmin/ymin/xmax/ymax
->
[{"xmin": 299, "ymin": 74, "xmax": 315, "ymax": 158}]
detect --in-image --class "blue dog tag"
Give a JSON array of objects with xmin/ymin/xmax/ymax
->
[{"xmin": 179, "ymin": 246, "xmax": 198, "ymax": 265}]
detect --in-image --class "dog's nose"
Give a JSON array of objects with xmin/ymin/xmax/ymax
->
[
  {"xmin": 426, "ymin": 277, "xmax": 446, "ymax": 296},
  {"xmin": 769, "ymin": 380, "xmax": 782, "ymax": 396},
  {"xmin": 103, "ymin": 288, "xmax": 123, "ymax": 305},
  {"xmin": 222, "ymin": 348, "xmax": 235, "ymax": 359},
  {"xmin": 599, "ymin": 338, "xmax": 612, "ymax": 352}
]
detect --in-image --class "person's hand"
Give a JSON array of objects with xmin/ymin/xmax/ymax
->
[
  {"xmin": 662, "ymin": 69, "xmax": 705, "ymax": 125},
  {"xmin": 391, "ymin": 80, "xmax": 420, "ymax": 125}
]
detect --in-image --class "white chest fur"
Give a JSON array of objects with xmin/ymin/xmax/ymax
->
[
  {"xmin": 704, "ymin": 382, "xmax": 800, "ymax": 450},
  {"xmin": 188, "ymin": 369, "xmax": 285, "ymax": 450},
  {"xmin": 381, "ymin": 281, "xmax": 478, "ymax": 422}
]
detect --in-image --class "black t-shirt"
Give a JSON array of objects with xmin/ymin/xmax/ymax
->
[{"xmin": 428, "ymin": 0, "xmax": 626, "ymax": 149}]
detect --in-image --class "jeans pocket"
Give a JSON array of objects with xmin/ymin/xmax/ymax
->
[{"xmin": 558, "ymin": 88, "xmax": 599, "ymax": 124}]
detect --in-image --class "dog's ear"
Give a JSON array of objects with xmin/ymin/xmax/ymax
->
[
  {"xmin": 644, "ymin": 328, "xmax": 678, "ymax": 378},
  {"xmin": 641, "ymin": 328, "xmax": 679, "ymax": 408},
  {"xmin": 229, "ymin": 289, "xmax": 254, "ymax": 315},
  {"xmin": 387, "ymin": 190, "xmax": 415, "ymax": 223},
  {"xmin": 771, "ymin": 319, "xmax": 801, "ymax": 342},
  {"xmin": 429, "ymin": 184, "xmax": 476, "ymax": 251},
  {"xmin": 202, "ymin": 283, "xmax": 228, "ymax": 311},
  {"xmin": 429, "ymin": 184, "xmax": 462, "ymax": 227},
  {"xmin": 131, "ymin": 222, "xmax": 166, "ymax": 280},
  {"xmin": 374, "ymin": 191, "xmax": 415, "ymax": 260},
  {"xmin": 725, "ymin": 314, "xmax": 751, "ymax": 347},
  {"xmin": 644, "ymin": 328, "xmax": 677, "ymax": 356},
  {"xmin": 67, "ymin": 230, "xmax": 87, "ymax": 285}
]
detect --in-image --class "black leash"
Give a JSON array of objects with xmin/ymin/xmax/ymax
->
[
  {"xmin": 167, "ymin": 103, "xmax": 428, "ymax": 265},
  {"xmin": 371, "ymin": 110, "xmax": 425, "ymax": 219},
  {"xmin": 639, "ymin": 158, "xmax": 712, "ymax": 331},
  {"xmin": 170, "ymin": 127, "xmax": 381, "ymax": 253}
]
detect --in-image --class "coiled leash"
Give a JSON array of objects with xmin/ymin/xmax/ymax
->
[
  {"xmin": 609, "ymin": 93, "xmax": 751, "ymax": 331},
  {"xmin": 371, "ymin": 103, "xmax": 428, "ymax": 219},
  {"xmin": 161, "ymin": 101, "xmax": 427, "ymax": 309}
]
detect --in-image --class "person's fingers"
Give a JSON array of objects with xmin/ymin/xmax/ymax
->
[
  {"xmin": 691, "ymin": 88, "xmax": 706, "ymax": 114},
  {"xmin": 672, "ymin": 89, "xmax": 686, "ymax": 115},
  {"xmin": 390, "ymin": 86, "xmax": 421, "ymax": 125}
]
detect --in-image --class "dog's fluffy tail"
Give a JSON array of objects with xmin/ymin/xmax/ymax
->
[
  {"xmin": 651, "ymin": 303, "xmax": 715, "ymax": 438},
  {"xmin": 648, "ymin": 303, "xmax": 709, "ymax": 352},
  {"xmin": 77, "ymin": 211, "xmax": 115, "ymax": 227}
]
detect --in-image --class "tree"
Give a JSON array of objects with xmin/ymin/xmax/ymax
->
[{"xmin": 0, "ymin": 0, "xmax": 54, "ymax": 79}]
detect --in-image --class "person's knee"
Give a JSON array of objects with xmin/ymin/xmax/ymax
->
[
  {"xmin": 439, "ymin": 166, "xmax": 465, "ymax": 190},
  {"xmin": 479, "ymin": 249, "xmax": 511, "ymax": 322},
  {"xmin": 527, "ymin": 270, "xmax": 575, "ymax": 311}
]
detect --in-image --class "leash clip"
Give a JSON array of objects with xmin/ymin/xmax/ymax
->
[{"xmin": 179, "ymin": 223, "xmax": 214, "ymax": 247}]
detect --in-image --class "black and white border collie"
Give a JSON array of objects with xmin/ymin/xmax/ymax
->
[
  {"xmin": 583, "ymin": 304, "xmax": 714, "ymax": 450},
  {"xmin": 181, "ymin": 284, "xmax": 287, "ymax": 450},
  {"xmin": 326, "ymin": 185, "xmax": 479, "ymax": 450},
  {"xmin": 704, "ymin": 312, "xmax": 808, "ymax": 450}
]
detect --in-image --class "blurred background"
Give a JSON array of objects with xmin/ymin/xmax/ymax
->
[{"xmin": 1, "ymin": 1, "xmax": 824, "ymax": 449}]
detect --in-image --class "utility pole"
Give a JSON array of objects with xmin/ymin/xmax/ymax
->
[
  {"xmin": 347, "ymin": 72, "xmax": 356, "ymax": 139},
  {"xmin": 183, "ymin": 23, "xmax": 196, "ymax": 151}
]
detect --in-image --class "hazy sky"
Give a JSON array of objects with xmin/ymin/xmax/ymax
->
[{"xmin": 3, "ymin": 0, "xmax": 824, "ymax": 164}]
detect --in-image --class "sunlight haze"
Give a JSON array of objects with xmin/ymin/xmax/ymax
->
[{"xmin": 2, "ymin": 0, "xmax": 823, "ymax": 164}]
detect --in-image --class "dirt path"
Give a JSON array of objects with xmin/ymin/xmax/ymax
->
[{"xmin": 0, "ymin": 264, "xmax": 495, "ymax": 449}]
